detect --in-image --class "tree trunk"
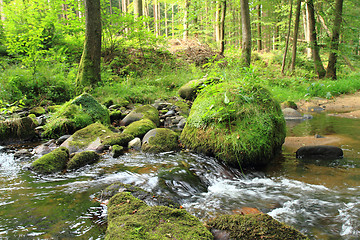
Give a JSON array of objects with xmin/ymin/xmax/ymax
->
[
  {"xmin": 164, "ymin": 3, "xmax": 168, "ymax": 37},
  {"xmin": 76, "ymin": 0, "xmax": 101, "ymax": 92},
  {"xmin": 241, "ymin": 0, "xmax": 251, "ymax": 67},
  {"xmin": 307, "ymin": 0, "xmax": 326, "ymax": 78},
  {"xmin": 183, "ymin": 0, "xmax": 190, "ymax": 40},
  {"xmin": 134, "ymin": 0, "xmax": 142, "ymax": 18},
  {"xmin": 290, "ymin": 0, "xmax": 302, "ymax": 72},
  {"xmin": 257, "ymin": 4, "xmax": 262, "ymax": 51},
  {"xmin": 172, "ymin": 4, "xmax": 175, "ymax": 37},
  {"xmin": 219, "ymin": 0, "xmax": 226, "ymax": 55},
  {"xmin": 303, "ymin": 3, "xmax": 311, "ymax": 58},
  {"xmin": 281, "ymin": 0, "xmax": 293, "ymax": 74},
  {"xmin": 215, "ymin": 1, "xmax": 221, "ymax": 42},
  {"xmin": 325, "ymin": 0, "xmax": 344, "ymax": 80}
]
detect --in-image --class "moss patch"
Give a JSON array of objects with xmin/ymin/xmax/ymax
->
[
  {"xmin": 67, "ymin": 150, "xmax": 100, "ymax": 170},
  {"xmin": 180, "ymin": 82, "xmax": 286, "ymax": 168},
  {"xmin": 123, "ymin": 119, "xmax": 156, "ymax": 139},
  {"xmin": 178, "ymin": 77, "xmax": 221, "ymax": 101},
  {"xmin": 111, "ymin": 145, "xmax": 124, "ymax": 158},
  {"xmin": 30, "ymin": 147, "xmax": 69, "ymax": 174},
  {"xmin": 102, "ymin": 132, "xmax": 134, "ymax": 147},
  {"xmin": 207, "ymin": 213, "xmax": 309, "ymax": 240},
  {"xmin": 122, "ymin": 104, "xmax": 160, "ymax": 127},
  {"xmin": 43, "ymin": 93, "xmax": 110, "ymax": 138},
  {"xmin": 105, "ymin": 192, "xmax": 213, "ymax": 240},
  {"xmin": 29, "ymin": 106, "xmax": 46, "ymax": 116},
  {"xmin": 141, "ymin": 128, "xmax": 179, "ymax": 153},
  {"xmin": 0, "ymin": 117, "xmax": 38, "ymax": 144}
]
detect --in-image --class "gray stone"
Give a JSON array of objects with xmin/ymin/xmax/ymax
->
[
  {"xmin": 128, "ymin": 137, "xmax": 141, "ymax": 150},
  {"xmin": 296, "ymin": 145, "xmax": 343, "ymax": 159}
]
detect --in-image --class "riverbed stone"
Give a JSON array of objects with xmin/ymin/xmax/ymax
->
[
  {"xmin": 120, "ymin": 104, "xmax": 159, "ymax": 127},
  {"xmin": 67, "ymin": 150, "xmax": 100, "ymax": 170},
  {"xmin": 61, "ymin": 123, "xmax": 114, "ymax": 154},
  {"xmin": 207, "ymin": 213, "xmax": 309, "ymax": 240},
  {"xmin": 42, "ymin": 93, "xmax": 110, "ymax": 139},
  {"xmin": 128, "ymin": 137, "xmax": 141, "ymax": 150},
  {"xmin": 296, "ymin": 145, "xmax": 343, "ymax": 159},
  {"xmin": 122, "ymin": 118, "xmax": 156, "ymax": 139},
  {"xmin": 180, "ymin": 82, "xmax": 286, "ymax": 168},
  {"xmin": 105, "ymin": 192, "xmax": 213, "ymax": 240},
  {"xmin": 282, "ymin": 108, "xmax": 303, "ymax": 120},
  {"xmin": 30, "ymin": 147, "xmax": 69, "ymax": 174},
  {"xmin": 29, "ymin": 106, "xmax": 46, "ymax": 116},
  {"xmin": 0, "ymin": 117, "xmax": 38, "ymax": 144},
  {"xmin": 111, "ymin": 145, "xmax": 124, "ymax": 158},
  {"xmin": 102, "ymin": 132, "xmax": 134, "ymax": 147},
  {"xmin": 142, "ymin": 128, "xmax": 179, "ymax": 153},
  {"xmin": 178, "ymin": 77, "xmax": 220, "ymax": 101}
]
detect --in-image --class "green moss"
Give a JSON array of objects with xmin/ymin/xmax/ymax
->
[
  {"xmin": 123, "ymin": 119, "xmax": 156, "ymax": 138},
  {"xmin": 67, "ymin": 150, "xmax": 100, "ymax": 170},
  {"xmin": 180, "ymin": 82, "xmax": 286, "ymax": 168},
  {"xmin": 178, "ymin": 77, "xmax": 221, "ymax": 101},
  {"xmin": 47, "ymin": 105, "xmax": 62, "ymax": 113},
  {"xmin": 105, "ymin": 192, "xmax": 213, "ymax": 240},
  {"xmin": 111, "ymin": 145, "xmax": 124, "ymax": 158},
  {"xmin": 0, "ymin": 117, "xmax": 38, "ymax": 144},
  {"xmin": 168, "ymin": 98, "xmax": 190, "ymax": 117},
  {"xmin": 207, "ymin": 213, "xmax": 309, "ymax": 240},
  {"xmin": 141, "ymin": 128, "xmax": 179, "ymax": 153},
  {"xmin": 102, "ymin": 132, "xmax": 134, "ymax": 147},
  {"xmin": 42, "ymin": 93, "xmax": 110, "ymax": 138},
  {"xmin": 132, "ymin": 105, "xmax": 160, "ymax": 126},
  {"xmin": 30, "ymin": 147, "xmax": 69, "ymax": 174},
  {"xmin": 29, "ymin": 106, "xmax": 46, "ymax": 116}
]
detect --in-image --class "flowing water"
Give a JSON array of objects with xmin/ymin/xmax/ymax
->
[{"xmin": 1, "ymin": 113, "xmax": 360, "ymax": 239}]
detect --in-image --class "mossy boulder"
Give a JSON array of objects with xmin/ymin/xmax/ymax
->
[
  {"xmin": 105, "ymin": 192, "xmax": 213, "ymax": 240},
  {"xmin": 111, "ymin": 145, "xmax": 124, "ymax": 158},
  {"xmin": 67, "ymin": 150, "xmax": 100, "ymax": 170},
  {"xmin": 0, "ymin": 117, "xmax": 38, "ymax": 144},
  {"xmin": 30, "ymin": 147, "xmax": 69, "ymax": 174},
  {"xmin": 102, "ymin": 132, "xmax": 134, "ymax": 147},
  {"xmin": 207, "ymin": 213, "xmax": 309, "ymax": 240},
  {"xmin": 29, "ymin": 106, "xmax": 46, "ymax": 116},
  {"xmin": 122, "ymin": 119, "xmax": 156, "ymax": 139},
  {"xmin": 180, "ymin": 82, "xmax": 286, "ymax": 168},
  {"xmin": 141, "ymin": 128, "xmax": 179, "ymax": 153},
  {"xmin": 121, "ymin": 105, "xmax": 159, "ymax": 127},
  {"xmin": 61, "ymin": 123, "xmax": 114, "ymax": 154},
  {"xmin": 178, "ymin": 77, "xmax": 220, "ymax": 101},
  {"xmin": 42, "ymin": 93, "xmax": 110, "ymax": 138}
]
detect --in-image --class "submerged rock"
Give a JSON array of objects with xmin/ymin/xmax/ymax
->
[
  {"xmin": 30, "ymin": 147, "xmax": 69, "ymax": 174},
  {"xmin": 42, "ymin": 93, "xmax": 110, "ymax": 138},
  {"xmin": 111, "ymin": 145, "xmax": 124, "ymax": 158},
  {"xmin": 105, "ymin": 192, "xmax": 213, "ymax": 240},
  {"xmin": 141, "ymin": 128, "xmax": 179, "ymax": 153},
  {"xmin": 207, "ymin": 213, "xmax": 309, "ymax": 240},
  {"xmin": 180, "ymin": 82, "xmax": 286, "ymax": 168},
  {"xmin": 296, "ymin": 145, "xmax": 343, "ymax": 159}
]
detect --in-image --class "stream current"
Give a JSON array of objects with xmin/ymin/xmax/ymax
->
[{"xmin": 0, "ymin": 113, "xmax": 360, "ymax": 239}]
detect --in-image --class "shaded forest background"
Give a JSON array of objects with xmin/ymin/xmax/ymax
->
[{"xmin": 0, "ymin": 0, "xmax": 359, "ymax": 111}]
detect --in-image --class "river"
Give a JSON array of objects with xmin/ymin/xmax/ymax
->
[{"xmin": 0, "ymin": 113, "xmax": 359, "ymax": 239}]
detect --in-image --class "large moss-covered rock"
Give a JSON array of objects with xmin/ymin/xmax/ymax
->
[
  {"xmin": 42, "ymin": 93, "xmax": 110, "ymax": 138},
  {"xmin": 0, "ymin": 117, "xmax": 38, "ymax": 144},
  {"xmin": 207, "ymin": 213, "xmax": 309, "ymax": 240},
  {"xmin": 30, "ymin": 147, "xmax": 69, "ymax": 174},
  {"xmin": 141, "ymin": 128, "xmax": 179, "ymax": 153},
  {"xmin": 121, "ymin": 105, "xmax": 159, "ymax": 127},
  {"xmin": 105, "ymin": 192, "xmax": 213, "ymax": 240},
  {"xmin": 61, "ymin": 123, "xmax": 114, "ymax": 154},
  {"xmin": 67, "ymin": 150, "xmax": 100, "ymax": 170},
  {"xmin": 122, "ymin": 118, "xmax": 156, "ymax": 139},
  {"xmin": 178, "ymin": 77, "xmax": 220, "ymax": 101},
  {"xmin": 180, "ymin": 82, "xmax": 286, "ymax": 168}
]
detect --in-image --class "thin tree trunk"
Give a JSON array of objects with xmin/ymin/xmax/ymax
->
[
  {"xmin": 215, "ymin": 1, "xmax": 221, "ymax": 42},
  {"xmin": 164, "ymin": 3, "xmax": 168, "ymax": 37},
  {"xmin": 219, "ymin": 0, "xmax": 226, "ymax": 55},
  {"xmin": 76, "ymin": 0, "xmax": 101, "ymax": 92},
  {"xmin": 183, "ymin": 0, "xmax": 190, "ymax": 40},
  {"xmin": 172, "ymin": 4, "xmax": 174, "ymax": 37},
  {"xmin": 326, "ymin": 0, "xmax": 344, "ymax": 79},
  {"xmin": 307, "ymin": 0, "xmax": 326, "ymax": 78},
  {"xmin": 257, "ymin": 4, "xmax": 262, "ymax": 51},
  {"xmin": 281, "ymin": 0, "xmax": 293, "ymax": 74},
  {"xmin": 290, "ymin": 0, "xmax": 302, "ymax": 72},
  {"xmin": 303, "ymin": 3, "xmax": 311, "ymax": 58},
  {"xmin": 241, "ymin": 0, "xmax": 251, "ymax": 67},
  {"xmin": 134, "ymin": 0, "xmax": 142, "ymax": 18}
]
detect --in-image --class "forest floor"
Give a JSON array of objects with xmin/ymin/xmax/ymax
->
[{"xmin": 284, "ymin": 91, "xmax": 360, "ymax": 151}]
